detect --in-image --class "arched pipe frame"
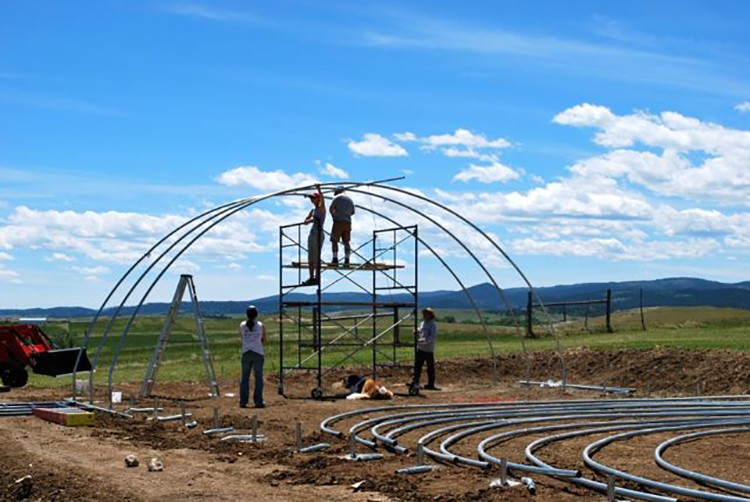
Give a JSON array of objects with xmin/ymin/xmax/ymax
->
[
  {"xmin": 71, "ymin": 179, "xmax": 559, "ymax": 403},
  {"xmin": 318, "ymin": 396, "xmax": 750, "ymax": 501}
]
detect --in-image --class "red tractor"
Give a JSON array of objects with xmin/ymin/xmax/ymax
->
[{"xmin": 0, "ymin": 324, "xmax": 92, "ymax": 389}]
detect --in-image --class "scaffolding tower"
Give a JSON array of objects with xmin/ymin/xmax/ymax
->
[{"xmin": 278, "ymin": 222, "xmax": 418, "ymax": 399}]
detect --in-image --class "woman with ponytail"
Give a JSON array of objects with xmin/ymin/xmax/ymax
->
[{"xmin": 239, "ymin": 305, "xmax": 267, "ymax": 408}]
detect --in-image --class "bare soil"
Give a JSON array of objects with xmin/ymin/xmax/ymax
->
[{"xmin": 2, "ymin": 347, "xmax": 749, "ymax": 501}]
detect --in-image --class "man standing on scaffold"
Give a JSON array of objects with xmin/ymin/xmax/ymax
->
[
  {"xmin": 329, "ymin": 187, "xmax": 355, "ymax": 266},
  {"xmin": 302, "ymin": 184, "xmax": 326, "ymax": 286}
]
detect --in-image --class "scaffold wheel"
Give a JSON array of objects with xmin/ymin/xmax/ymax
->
[{"xmin": 311, "ymin": 387, "xmax": 323, "ymax": 400}]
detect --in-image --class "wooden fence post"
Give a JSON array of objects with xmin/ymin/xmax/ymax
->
[
  {"xmin": 526, "ymin": 291, "xmax": 535, "ymax": 338},
  {"xmin": 605, "ymin": 289, "xmax": 613, "ymax": 333},
  {"xmin": 640, "ymin": 287, "xmax": 647, "ymax": 331}
]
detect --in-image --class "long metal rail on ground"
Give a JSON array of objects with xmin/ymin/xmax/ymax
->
[
  {"xmin": 319, "ymin": 395, "xmax": 750, "ymax": 501},
  {"xmin": 0, "ymin": 401, "xmax": 70, "ymax": 417}
]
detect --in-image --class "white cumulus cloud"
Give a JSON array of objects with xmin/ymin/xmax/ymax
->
[
  {"xmin": 45, "ymin": 252, "xmax": 76, "ymax": 262},
  {"xmin": 216, "ymin": 165, "xmax": 316, "ymax": 191},
  {"xmin": 393, "ymin": 132, "xmax": 416, "ymax": 142},
  {"xmin": 73, "ymin": 265, "xmax": 111, "ymax": 276},
  {"xmin": 510, "ymin": 237, "xmax": 718, "ymax": 261},
  {"xmin": 319, "ymin": 162, "xmax": 349, "ymax": 179},
  {"xmin": 0, "ymin": 205, "xmax": 275, "ymax": 265},
  {"xmin": 735, "ymin": 101, "xmax": 750, "ymax": 113},
  {"xmin": 0, "ymin": 264, "xmax": 21, "ymax": 284},
  {"xmin": 347, "ymin": 133, "xmax": 408, "ymax": 157},
  {"xmin": 453, "ymin": 162, "xmax": 521, "ymax": 184},
  {"xmin": 420, "ymin": 128, "xmax": 511, "ymax": 149},
  {"xmin": 554, "ymin": 103, "xmax": 750, "ymax": 204}
]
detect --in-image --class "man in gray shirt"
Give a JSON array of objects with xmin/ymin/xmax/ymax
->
[{"xmin": 329, "ymin": 187, "xmax": 355, "ymax": 265}]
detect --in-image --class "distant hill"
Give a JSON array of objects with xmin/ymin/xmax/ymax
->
[{"xmin": 1, "ymin": 277, "xmax": 749, "ymax": 318}]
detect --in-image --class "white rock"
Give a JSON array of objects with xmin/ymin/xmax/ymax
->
[{"xmin": 147, "ymin": 458, "xmax": 164, "ymax": 472}]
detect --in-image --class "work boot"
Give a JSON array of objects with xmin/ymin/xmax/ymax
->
[
  {"xmin": 424, "ymin": 384, "xmax": 441, "ymax": 391},
  {"xmin": 344, "ymin": 256, "xmax": 350, "ymax": 265},
  {"xmin": 331, "ymin": 257, "xmax": 339, "ymax": 265}
]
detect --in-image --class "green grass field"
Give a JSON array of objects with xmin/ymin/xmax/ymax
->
[{"xmin": 24, "ymin": 306, "xmax": 750, "ymax": 388}]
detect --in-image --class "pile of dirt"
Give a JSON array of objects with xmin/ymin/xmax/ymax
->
[
  {"xmin": 497, "ymin": 347, "xmax": 750, "ymax": 394},
  {"xmin": 0, "ymin": 436, "xmax": 133, "ymax": 502},
  {"xmin": 92, "ymin": 412, "xmax": 277, "ymax": 457},
  {"xmin": 249, "ymin": 347, "xmax": 750, "ymax": 397},
  {"xmin": 267, "ymin": 454, "xmax": 528, "ymax": 501}
]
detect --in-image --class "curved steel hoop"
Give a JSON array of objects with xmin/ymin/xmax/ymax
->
[{"xmin": 80, "ymin": 179, "xmax": 549, "ymax": 402}]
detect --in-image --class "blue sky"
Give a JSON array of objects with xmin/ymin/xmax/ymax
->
[{"xmin": 2, "ymin": 1, "xmax": 750, "ymax": 308}]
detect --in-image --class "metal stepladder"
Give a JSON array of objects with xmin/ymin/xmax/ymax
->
[{"xmin": 139, "ymin": 274, "xmax": 220, "ymax": 398}]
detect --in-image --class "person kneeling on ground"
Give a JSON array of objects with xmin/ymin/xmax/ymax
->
[
  {"xmin": 345, "ymin": 376, "xmax": 394, "ymax": 400},
  {"xmin": 239, "ymin": 305, "xmax": 267, "ymax": 409},
  {"xmin": 412, "ymin": 307, "xmax": 440, "ymax": 390}
]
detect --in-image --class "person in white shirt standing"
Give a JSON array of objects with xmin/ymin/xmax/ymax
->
[
  {"xmin": 412, "ymin": 307, "xmax": 440, "ymax": 391},
  {"xmin": 239, "ymin": 305, "xmax": 267, "ymax": 408}
]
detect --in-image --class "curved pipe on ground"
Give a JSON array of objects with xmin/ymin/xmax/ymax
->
[
  {"xmin": 319, "ymin": 398, "xmax": 750, "ymax": 501},
  {"xmin": 582, "ymin": 422, "xmax": 750, "ymax": 502},
  {"xmin": 654, "ymin": 428, "xmax": 750, "ymax": 495}
]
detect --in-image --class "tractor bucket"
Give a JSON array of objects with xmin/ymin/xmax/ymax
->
[{"xmin": 33, "ymin": 347, "xmax": 93, "ymax": 377}]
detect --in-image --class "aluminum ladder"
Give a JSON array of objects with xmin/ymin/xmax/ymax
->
[{"xmin": 139, "ymin": 274, "xmax": 220, "ymax": 398}]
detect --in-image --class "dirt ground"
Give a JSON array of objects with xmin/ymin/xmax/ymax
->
[{"xmin": 2, "ymin": 347, "xmax": 750, "ymax": 501}]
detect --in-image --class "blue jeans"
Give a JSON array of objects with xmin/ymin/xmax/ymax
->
[{"xmin": 240, "ymin": 350, "xmax": 264, "ymax": 407}]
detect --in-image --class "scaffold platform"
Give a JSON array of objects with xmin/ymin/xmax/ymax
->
[{"xmin": 285, "ymin": 261, "xmax": 404, "ymax": 271}]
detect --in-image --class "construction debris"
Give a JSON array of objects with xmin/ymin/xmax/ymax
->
[
  {"xmin": 124, "ymin": 455, "xmax": 139, "ymax": 468},
  {"xmin": 221, "ymin": 434, "xmax": 266, "ymax": 443},
  {"xmin": 204, "ymin": 426, "xmax": 233, "ymax": 436},
  {"xmin": 0, "ymin": 401, "xmax": 68, "ymax": 417},
  {"xmin": 127, "ymin": 407, "xmax": 163, "ymax": 413},
  {"xmin": 32, "ymin": 407, "xmax": 94, "ymax": 426},
  {"xmin": 518, "ymin": 380, "xmax": 637, "ymax": 394},
  {"xmin": 147, "ymin": 458, "xmax": 164, "ymax": 472},
  {"xmin": 12, "ymin": 475, "xmax": 33, "ymax": 499}
]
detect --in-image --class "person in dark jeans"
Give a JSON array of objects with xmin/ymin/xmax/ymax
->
[
  {"xmin": 239, "ymin": 305, "xmax": 267, "ymax": 408},
  {"xmin": 412, "ymin": 307, "xmax": 440, "ymax": 390},
  {"xmin": 302, "ymin": 184, "xmax": 326, "ymax": 286}
]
